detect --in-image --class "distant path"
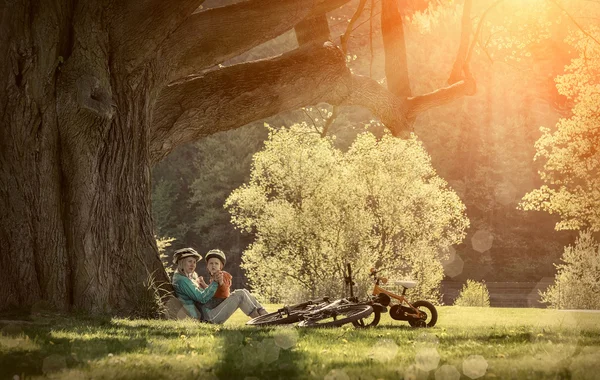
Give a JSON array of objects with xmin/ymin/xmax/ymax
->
[{"xmin": 558, "ymin": 309, "xmax": 600, "ymax": 313}]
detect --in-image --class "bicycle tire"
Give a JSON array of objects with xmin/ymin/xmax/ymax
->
[
  {"xmin": 298, "ymin": 304, "xmax": 373, "ymax": 328},
  {"xmin": 246, "ymin": 297, "xmax": 329, "ymax": 326},
  {"xmin": 408, "ymin": 300, "xmax": 438, "ymax": 328},
  {"xmin": 246, "ymin": 309, "xmax": 302, "ymax": 326},
  {"xmin": 352, "ymin": 308, "xmax": 381, "ymax": 328}
]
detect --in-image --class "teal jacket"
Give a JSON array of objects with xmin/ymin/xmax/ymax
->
[{"xmin": 172, "ymin": 272, "xmax": 218, "ymax": 319}]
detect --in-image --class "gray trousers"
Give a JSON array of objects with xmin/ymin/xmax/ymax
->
[{"xmin": 203, "ymin": 289, "xmax": 264, "ymax": 324}]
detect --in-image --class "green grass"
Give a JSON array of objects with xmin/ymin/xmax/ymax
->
[{"xmin": 1, "ymin": 306, "xmax": 599, "ymax": 379}]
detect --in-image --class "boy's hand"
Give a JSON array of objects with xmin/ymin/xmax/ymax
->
[{"xmin": 214, "ymin": 271, "xmax": 224, "ymax": 286}]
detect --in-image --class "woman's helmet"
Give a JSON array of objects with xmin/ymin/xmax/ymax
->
[
  {"xmin": 172, "ymin": 247, "xmax": 202, "ymax": 264},
  {"xmin": 205, "ymin": 249, "xmax": 226, "ymax": 266}
]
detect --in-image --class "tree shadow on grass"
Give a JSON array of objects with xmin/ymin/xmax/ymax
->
[
  {"xmin": 1, "ymin": 315, "xmax": 312, "ymax": 379},
  {"xmin": 0, "ymin": 317, "xmax": 155, "ymax": 378},
  {"xmin": 213, "ymin": 326, "xmax": 309, "ymax": 380},
  {"xmin": 0, "ymin": 332, "xmax": 148, "ymax": 378}
]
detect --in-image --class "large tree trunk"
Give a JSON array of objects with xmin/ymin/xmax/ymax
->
[{"xmin": 0, "ymin": 1, "xmax": 167, "ymax": 314}]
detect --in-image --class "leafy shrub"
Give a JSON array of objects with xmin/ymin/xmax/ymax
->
[
  {"xmin": 454, "ymin": 280, "xmax": 490, "ymax": 307},
  {"xmin": 156, "ymin": 236, "xmax": 176, "ymax": 275}
]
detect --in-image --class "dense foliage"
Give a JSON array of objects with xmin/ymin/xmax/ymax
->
[
  {"xmin": 541, "ymin": 230, "xmax": 600, "ymax": 310},
  {"xmin": 521, "ymin": 28, "xmax": 600, "ymax": 232},
  {"xmin": 225, "ymin": 127, "xmax": 468, "ymax": 302}
]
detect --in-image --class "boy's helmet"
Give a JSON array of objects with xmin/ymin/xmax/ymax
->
[
  {"xmin": 172, "ymin": 247, "xmax": 202, "ymax": 264},
  {"xmin": 205, "ymin": 249, "xmax": 226, "ymax": 266}
]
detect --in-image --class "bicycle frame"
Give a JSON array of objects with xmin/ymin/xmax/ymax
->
[
  {"xmin": 304, "ymin": 298, "xmax": 351, "ymax": 317},
  {"xmin": 371, "ymin": 276, "xmax": 423, "ymax": 320}
]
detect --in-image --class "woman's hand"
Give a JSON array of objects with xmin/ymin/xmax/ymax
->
[{"xmin": 197, "ymin": 276, "xmax": 208, "ymax": 289}]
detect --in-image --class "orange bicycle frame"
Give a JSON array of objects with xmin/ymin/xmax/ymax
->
[{"xmin": 372, "ymin": 281, "xmax": 423, "ymax": 319}]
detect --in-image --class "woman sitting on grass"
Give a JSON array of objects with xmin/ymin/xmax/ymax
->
[{"xmin": 171, "ymin": 247, "xmax": 267, "ymax": 324}]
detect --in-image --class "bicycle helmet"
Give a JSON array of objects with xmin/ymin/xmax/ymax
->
[
  {"xmin": 205, "ymin": 249, "xmax": 226, "ymax": 266},
  {"xmin": 172, "ymin": 247, "xmax": 202, "ymax": 264}
]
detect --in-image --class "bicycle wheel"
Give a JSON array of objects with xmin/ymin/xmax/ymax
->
[
  {"xmin": 246, "ymin": 308, "xmax": 302, "ymax": 326},
  {"xmin": 298, "ymin": 304, "xmax": 373, "ymax": 328},
  {"xmin": 246, "ymin": 298, "xmax": 329, "ymax": 326},
  {"xmin": 352, "ymin": 309, "xmax": 380, "ymax": 328},
  {"xmin": 408, "ymin": 300, "xmax": 438, "ymax": 328}
]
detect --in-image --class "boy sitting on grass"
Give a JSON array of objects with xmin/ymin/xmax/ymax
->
[
  {"xmin": 197, "ymin": 249, "xmax": 268, "ymax": 321},
  {"xmin": 198, "ymin": 249, "xmax": 232, "ymax": 307}
]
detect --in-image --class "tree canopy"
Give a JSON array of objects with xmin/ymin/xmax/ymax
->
[
  {"xmin": 225, "ymin": 126, "xmax": 468, "ymax": 302},
  {"xmin": 521, "ymin": 28, "xmax": 600, "ymax": 232}
]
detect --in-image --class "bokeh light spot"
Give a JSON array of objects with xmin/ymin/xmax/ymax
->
[
  {"xmin": 494, "ymin": 181, "xmax": 518, "ymax": 205},
  {"xmin": 404, "ymin": 363, "xmax": 430, "ymax": 380},
  {"xmin": 1, "ymin": 324, "xmax": 23, "ymax": 337},
  {"xmin": 435, "ymin": 364, "xmax": 461, "ymax": 380},
  {"xmin": 260, "ymin": 338, "xmax": 280, "ymax": 364},
  {"xmin": 42, "ymin": 354, "xmax": 67, "ymax": 374},
  {"xmin": 415, "ymin": 347, "xmax": 440, "ymax": 372},
  {"xmin": 443, "ymin": 254, "xmax": 464, "ymax": 278},
  {"xmin": 369, "ymin": 339, "xmax": 399, "ymax": 362},
  {"xmin": 415, "ymin": 332, "xmax": 439, "ymax": 348},
  {"xmin": 462, "ymin": 355, "xmax": 488, "ymax": 379},
  {"xmin": 325, "ymin": 368, "xmax": 350, "ymax": 380},
  {"xmin": 471, "ymin": 230, "xmax": 494, "ymax": 253},
  {"xmin": 273, "ymin": 328, "xmax": 298, "ymax": 350}
]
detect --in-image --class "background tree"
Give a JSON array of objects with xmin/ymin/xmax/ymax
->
[
  {"xmin": 540, "ymin": 230, "xmax": 600, "ymax": 309},
  {"xmin": 521, "ymin": 27, "xmax": 600, "ymax": 232},
  {"xmin": 520, "ymin": 24, "xmax": 600, "ymax": 309},
  {"xmin": 225, "ymin": 127, "xmax": 468, "ymax": 302}
]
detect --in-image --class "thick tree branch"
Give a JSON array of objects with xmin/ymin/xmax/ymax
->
[
  {"xmin": 295, "ymin": 15, "xmax": 331, "ymax": 45},
  {"xmin": 161, "ymin": 0, "xmax": 350, "ymax": 82},
  {"xmin": 110, "ymin": 0, "xmax": 205, "ymax": 73},
  {"xmin": 151, "ymin": 41, "xmax": 477, "ymax": 162},
  {"xmin": 150, "ymin": 43, "xmax": 409, "ymax": 161},
  {"xmin": 151, "ymin": 43, "xmax": 350, "ymax": 162},
  {"xmin": 448, "ymin": 0, "xmax": 472, "ymax": 84},
  {"xmin": 406, "ymin": 73, "xmax": 476, "ymax": 118},
  {"xmin": 342, "ymin": 75, "xmax": 411, "ymax": 134},
  {"xmin": 381, "ymin": 0, "xmax": 411, "ymax": 98}
]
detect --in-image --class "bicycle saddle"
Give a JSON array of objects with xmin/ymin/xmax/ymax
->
[{"xmin": 395, "ymin": 280, "xmax": 417, "ymax": 288}]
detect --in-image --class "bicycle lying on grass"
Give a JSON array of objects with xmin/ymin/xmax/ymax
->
[
  {"xmin": 246, "ymin": 264, "xmax": 437, "ymax": 328},
  {"xmin": 247, "ymin": 264, "xmax": 377, "ymax": 328},
  {"xmin": 356, "ymin": 267, "xmax": 438, "ymax": 328}
]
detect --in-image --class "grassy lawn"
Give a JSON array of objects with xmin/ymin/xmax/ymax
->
[{"xmin": 1, "ymin": 306, "xmax": 599, "ymax": 379}]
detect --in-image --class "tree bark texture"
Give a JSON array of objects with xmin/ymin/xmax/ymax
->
[
  {"xmin": 1, "ymin": 0, "xmax": 475, "ymax": 314},
  {"xmin": 1, "ymin": 0, "xmax": 168, "ymax": 313},
  {"xmin": 381, "ymin": 0, "xmax": 411, "ymax": 98}
]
